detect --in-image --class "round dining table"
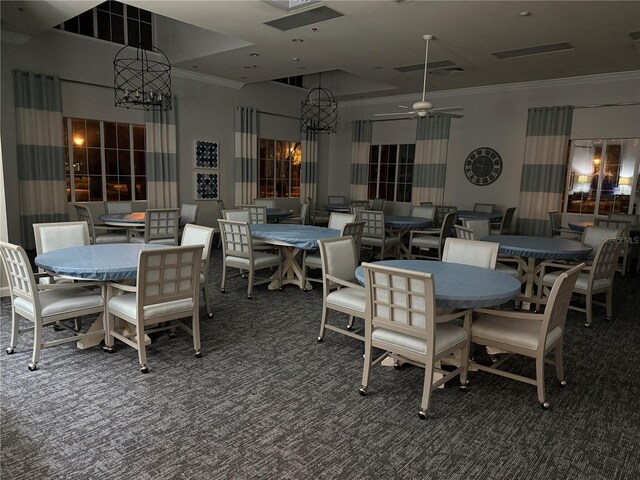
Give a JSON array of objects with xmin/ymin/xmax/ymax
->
[
  {"xmin": 568, "ymin": 220, "xmax": 640, "ymax": 237},
  {"xmin": 99, "ymin": 212, "xmax": 146, "ymax": 227},
  {"xmin": 355, "ymin": 259, "xmax": 521, "ymax": 309},
  {"xmin": 457, "ymin": 210, "xmax": 503, "ymax": 222},
  {"xmin": 266, "ymin": 208, "xmax": 293, "ymax": 222},
  {"xmin": 384, "ymin": 216, "xmax": 433, "ymax": 258}
]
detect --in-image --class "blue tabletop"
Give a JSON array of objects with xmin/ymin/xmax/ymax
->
[
  {"xmin": 35, "ymin": 243, "xmax": 164, "ymax": 281},
  {"xmin": 569, "ymin": 221, "xmax": 640, "ymax": 236},
  {"xmin": 250, "ymin": 224, "xmax": 341, "ymax": 250},
  {"xmin": 457, "ymin": 210, "xmax": 503, "ymax": 221},
  {"xmin": 99, "ymin": 212, "xmax": 146, "ymax": 224},
  {"xmin": 483, "ymin": 235, "xmax": 592, "ymax": 259},
  {"xmin": 385, "ymin": 215, "xmax": 432, "ymax": 229},
  {"xmin": 323, "ymin": 203, "xmax": 351, "ymax": 212},
  {"xmin": 355, "ymin": 260, "xmax": 521, "ymax": 309},
  {"xmin": 266, "ymin": 208, "xmax": 292, "ymax": 219}
]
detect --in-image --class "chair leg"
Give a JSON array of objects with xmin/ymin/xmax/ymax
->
[
  {"xmin": 318, "ymin": 307, "xmax": 329, "ymax": 341},
  {"xmin": 605, "ymin": 288, "xmax": 613, "ymax": 321},
  {"xmin": 419, "ymin": 355, "xmax": 435, "ymax": 418},
  {"xmin": 29, "ymin": 320, "xmax": 43, "ymax": 371},
  {"xmin": 203, "ymin": 286, "xmax": 212, "ymax": 318},
  {"xmin": 7, "ymin": 309, "xmax": 19, "ymax": 353},
  {"xmin": 555, "ymin": 342, "xmax": 565, "ymax": 384},
  {"xmin": 359, "ymin": 342, "xmax": 373, "ymax": 396},
  {"xmin": 221, "ymin": 263, "xmax": 227, "ymax": 293},
  {"xmin": 192, "ymin": 311, "xmax": 202, "ymax": 358},
  {"xmin": 137, "ymin": 320, "xmax": 148, "ymax": 373},
  {"xmin": 247, "ymin": 268, "xmax": 254, "ymax": 299},
  {"xmin": 535, "ymin": 354, "xmax": 548, "ymax": 408},
  {"xmin": 585, "ymin": 294, "xmax": 593, "ymax": 327},
  {"xmin": 459, "ymin": 335, "xmax": 470, "ymax": 388}
]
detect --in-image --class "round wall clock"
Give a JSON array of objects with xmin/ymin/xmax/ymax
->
[{"xmin": 464, "ymin": 147, "xmax": 503, "ymax": 186}]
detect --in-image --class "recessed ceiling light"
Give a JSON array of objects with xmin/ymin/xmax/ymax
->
[
  {"xmin": 292, "ymin": 57, "xmax": 300, "ymax": 61},
  {"xmin": 292, "ymin": 38, "xmax": 304, "ymax": 43},
  {"xmin": 240, "ymin": 76, "xmax": 247, "ymax": 79},
  {"xmin": 244, "ymin": 65, "xmax": 258, "ymax": 69},
  {"xmin": 249, "ymin": 53, "xmax": 260, "ymax": 57},
  {"xmin": 373, "ymin": 66, "xmax": 383, "ymax": 70},
  {"xmin": 192, "ymin": 65, "xmax": 199, "ymax": 69},
  {"xmin": 520, "ymin": 11, "xmax": 531, "ymax": 17}
]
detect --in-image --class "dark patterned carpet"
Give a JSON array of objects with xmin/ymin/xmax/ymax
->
[{"xmin": 1, "ymin": 248, "xmax": 639, "ymax": 479}]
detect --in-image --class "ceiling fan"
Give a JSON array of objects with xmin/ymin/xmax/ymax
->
[{"xmin": 375, "ymin": 34, "xmax": 465, "ymax": 119}]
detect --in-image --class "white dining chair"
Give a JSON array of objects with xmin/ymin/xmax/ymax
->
[
  {"xmin": 358, "ymin": 210, "xmax": 401, "ymax": 259},
  {"xmin": 105, "ymin": 201, "xmax": 133, "ymax": 214},
  {"xmin": 411, "ymin": 205, "xmax": 435, "ymax": 221},
  {"xmin": 181, "ymin": 224, "xmax": 215, "ymax": 318},
  {"xmin": 0, "ymin": 241, "xmax": 104, "ymax": 371},
  {"xmin": 409, "ymin": 212, "xmax": 456, "ymax": 261},
  {"xmin": 327, "ymin": 212, "xmax": 356, "ymax": 231},
  {"xmin": 179, "ymin": 203, "xmax": 200, "ymax": 228},
  {"xmin": 359, "ymin": 261, "xmax": 470, "ymax": 419},
  {"xmin": 130, "ymin": 208, "xmax": 180, "ymax": 245},
  {"xmin": 105, "ymin": 245, "xmax": 203, "ymax": 373},
  {"xmin": 442, "ymin": 238, "xmax": 499, "ymax": 269},
  {"xmin": 74, "ymin": 204, "xmax": 128, "ymax": 244},
  {"xmin": 240, "ymin": 205, "xmax": 267, "ymax": 224},
  {"xmin": 490, "ymin": 207, "xmax": 516, "ymax": 235}
]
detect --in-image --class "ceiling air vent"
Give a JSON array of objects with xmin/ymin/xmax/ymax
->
[
  {"xmin": 263, "ymin": 1, "xmax": 321, "ymax": 12},
  {"xmin": 264, "ymin": 5, "xmax": 343, "ymax": 31},
  {"xmin": 492, "ymin": 42, "xmax": 574, "ymax": 59},
  {"xmin": 394, "ymin": 60, "xmax": 461, "ymax": 73},
  {"xmin": 629, "ymin": 31, "xmax": 640, "ymax": 41}
]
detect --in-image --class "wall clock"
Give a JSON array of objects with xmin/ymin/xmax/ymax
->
[{"xmin": 464, "ymin": 147, "xmax": 503, "ymax": 186}]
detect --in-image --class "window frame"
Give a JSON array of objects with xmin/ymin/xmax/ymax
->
[
  {"xmin": 368, "ymin": 143, "xmax": 415, "ymax": 203},
  {"xmin": 64, "ymin": 117, "xmax": 146, "ymax": 203},
  {"xmin": 257, "ymin": 138, "xmax": 302, "ymax": 199}
]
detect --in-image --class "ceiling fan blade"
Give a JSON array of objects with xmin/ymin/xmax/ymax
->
[
  {"xmin": 432, "ymin": 112, "xmax": 465, "ymax": 119},
  {"xmin": 429, "ymin": 106, "xmax": 466, "ymax": 113},
  {"xmin": 374, "ymin": 111, "xmax": 416, "ymax": 117},
  {"xmin": 398, "ymin": 105, "xmax": 410, "ymax": 109}
]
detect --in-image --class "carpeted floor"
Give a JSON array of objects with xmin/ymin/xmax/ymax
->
[{"xmin": 1, "ymin": 248, "xmax": 639, "ymax": 479}]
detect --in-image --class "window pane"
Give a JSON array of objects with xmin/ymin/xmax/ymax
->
[
  {"xmin": 74, "ymin": 177, "xmax": 89, "ymax": 201},
  {"xmin": 86, "ymin": 121, "xmax": 100, "ymax": 148},
  {"xmin": 134, "ymin": 151, "xmax": 146, "ymax": 175},
  {"xmin": 97, "ymin": 1, "xmax": 110, "ymax": 12},
  {"xmin": 64, "ymin": 18, "xmax": 80, "ymax": 34},
  {"xmin": 140, "ymin": 22, "xmax": 152, "ymax": 51},
  {"xmin": 127, "ymin": 5, "xmax": 139, "ymax": 19},
  {"xmin": 105, "ymin": 149, "xmax": 118, "ymax": 175},
  {"xmin": 105, "ymin": 176, "xmax": 119, "ymax": 200},
  {"xmin": 117, "ymin": 176, "xmax": 132, "ymax": 200},
  {"xmin": 97, "ymin": 10, "xmax": 110, "ymax": 40},
  {"xmin": 118, "ymin": 150, "xmax": 131, "ymax": 176},
  {"xmin": 111, "ymin": 14, "xmax": 125, "ymax": 44},
  {"xmin": 127, "ymin": 18, "xmax": 140, "ymax": 46},
  {"xmin": 135, "ymin": 176, "xmax": 146, "ymax": 200},
  {"xmin": 104, "ymin": 122, "xmax": 117, "ymax": 148},
  {"xmin": 110, "ymin": 0, "xmax": 123, "ymax": 15},
  {"xmin": 566, "ymin": 140, "xmax": 599, "ymax": 214},
  {"xmin": 117, "ymin": 123, "xmax": 129, "ymax": 149},
  {"xmin": 79, "ymin": 11, "xmax": 94, "ymax": 36},
  {"xmin": 598, "ymin": 141, "xmax": 623, "ymax": 215},
  {"xmin": 139, "ymin": 9, "xmax": 152, "ymax": 23},
  {"xmin": 133, "ymin": 125, "xmax": 145, "ymax": 150},
  {"xmin": 88, "ymin": 148, "xmax": 101, "ymax": 174},
  {"xmin": 73, "ymin": 148, "xmax": 88, "ymax": 174},
  {"xmin": 89, "ymin": 176, "xmax": 103, "ymax": 201}
]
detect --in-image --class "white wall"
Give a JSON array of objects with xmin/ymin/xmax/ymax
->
[
  {"xmin": 1, "ymin": 29, "xmax": 307, "ymax": 243},
  {"xmin": 329, "ymin": 72, "xmax": 640, "ymax": 217}
]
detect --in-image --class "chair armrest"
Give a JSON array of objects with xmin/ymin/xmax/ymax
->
[
  {"xmin": 435, "ymin": 308, "xmax": 472, "ymax": 324},
  {"xmin": 34, "ymin": 272, "xmax": 55, "ymax": 281},
  {"xmin": 38, "ymin": 281, "xmax": 103, "ymax": 291},
  {"xmin": 325, "ymin": 274, "xmax": 364, "ymax": 291},
  {"xmin": 473, "ymin": 307, "xmax": 542, "ymax": 321},
  {"xmin": 107, "ymin": 282, "xmax": 138, "ymax": 293},
  {"xmin": 409, "ymin": 230, "xmax": 440, "ymax": 241}
]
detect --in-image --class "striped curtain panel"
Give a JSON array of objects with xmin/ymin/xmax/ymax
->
[
  {"xmin": 300, "ymin": 129, "xmax": 317, "ymax": 202},
  {"xmin": 349, "ymin": 120, "xmax": 372, "ymax": 201},
  {"xmin": 411, "ymin": 115, "xmax": 451, "ymax": 205},
  {"xmin": 516, "ymin": 106, "xmax": 573, "ymax": 236},
  {"xmin": 145, "ymin": 99, "xmax": 178, "ymax": 208},
  {"xmin": 13, "ymin": 70, "xmax": 68, "ymax": 250},
  {"xmin": 234, "ymin": 106, "xmax": 258, "ymax": 206}
]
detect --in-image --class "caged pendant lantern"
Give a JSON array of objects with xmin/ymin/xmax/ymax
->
[
  {"xmin": 114, "ymin": 43, "xmax": 172, "ymax": 111},
  {"xmin": 300, "ymin": 72, "xmax": 338, "ymax": 134}
]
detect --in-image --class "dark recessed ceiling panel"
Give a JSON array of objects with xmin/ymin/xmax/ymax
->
[
  {"xmin": 263, "ymin": 5, "xmax": 343, "ymax": 31},
  {"xmin": 492, "ymin": 42, "xmax": 574, "ymax": 59}
]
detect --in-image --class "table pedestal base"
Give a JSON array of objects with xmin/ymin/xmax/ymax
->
[{"xmin": 268, "ymin": 246, "xmax": 312, "ymax": 291}]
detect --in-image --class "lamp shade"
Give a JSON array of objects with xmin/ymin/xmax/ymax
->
[
  {"xmin": 577, "ymin": 175, "xmax": 589, "ymax": 183},
  {"xmin": 618, "ymin": 177, "xmax": 632, "ymax": 186}
]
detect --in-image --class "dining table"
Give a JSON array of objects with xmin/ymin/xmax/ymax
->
[
  {"xmin": 323, "ymin": 203, "xmax": 351, "ymax": 213},
  {"xmin": 568, "ymin": 220, "xmax": 640, "ymax": 237},
  {"xmin": 250, "ymin": 224, "xmax": 341, "ymax": 291},
  {"xmin": 483, "ymin": 234, "xmax": 592, "ymax": 309},
  {"xmin": 35, "ymin": 243, "xmax": 165, "ymax": 349},
  {"xmin": 100, "ymin": 211, "xmax": 146, "ymax": 227},
  {"xmin": 457, "ymin": 210, "xmax": 503, "ymax": 222},
  {"xmin": 266, "ymin": 208, "xmax": 293, "ymax": 222},
  {"xmin": 384, "ymin": 215, "xmax": 433, "ymax": 258}
]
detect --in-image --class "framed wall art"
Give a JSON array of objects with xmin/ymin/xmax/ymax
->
[
  {"xmin": 194, "ymin": 140, "xmax": 219, "ymax": 169},
  {"xmin": 194, "ymin": 170, "xmax": 219, "ymax": 200}
]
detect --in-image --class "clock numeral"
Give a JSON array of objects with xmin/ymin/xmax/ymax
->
[{"xmin": 493, "ymin": 165, "xmax": 501, "ymax": 173}]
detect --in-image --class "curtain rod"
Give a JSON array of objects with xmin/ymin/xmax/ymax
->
[
  {"xmin": 61, "ymin": 78, "xmax": 112, "ymax": 90},
  {"xmin": 257, "ymin": 110, "xmax": 300, "ymax": 121},
  {"xmin": 351, "ymin": 117, "xmax": 414, "ymax": 124},
  {"xmin": 572, "ymin": 102, "xmax": 640, "ymax": 109}
]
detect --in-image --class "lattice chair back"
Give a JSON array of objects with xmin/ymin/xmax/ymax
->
[
  {"xmin": 462, "ymin": 218, "xmax": 491, "ymax": 240},
  {"xmin": 371, "ymin": 198, "xmax": 385, "ymax": 211},
  {"xmin": 33, "ymin": 221, "xmax": 90, "ymax": 255},
  {"xmin": 434, "ymin": 205, "xmax": 457, "ymax": 228},
  {"xmin": 454, "ymin": 225, "xmax": 474, "ymax": 240},
  {"xmin": 240, "ymin": 205, "xmax": 267, "ymax": 224},
  {"xmin": 341, "ymin": 221, "xmax": 366, "ymax": 254},
  {"xmin": 594, "ymin": 219, "xmax": 631, "ymax": 238},
  {"xmin": 442, "ymin": 238, "xmax": 499, "ymax": 269},
  {"xmin": 223, "ymin": 209, "xmax": 251, "ymax": 223},
  {"xmin": 0, "ymin": 241, "xmax": 37, "ymax": 307},
  {"xmin": 358, "ymin": 210, "xmax": 385, "ymax": 240},
  {"xmin": 218, "ymin": 219, "xmax": 252, "ymax": 259},
  {"xmin": 350, "ymin": 200, "xmax": 370, "ymax": 209},
  {"xmin": 591, "ymin": 238, "xmax": 625, "ymax": 283},
  {"xmin": 541, "ymin": 264, "xmax": 583, "ymax": 347},
  {"xmin": 411, "ymin": 206, "xmax": 434, "ymax": 221},
  {"xmin": 179, "ymin": 203, "xmax": 200, "ymax": 227},
  {"xmin": 328, "ymin": 212, "xmax": 356, "ymax": 231},
  {"xmin": 581, "ymin": 226, "xmax": 623, "ymax": 253},
  {"xmin": 145, "ymin": 209, "xmax": 180, "ymax": 245},
  {"xmin": 73, "ymin": 204, "xmax": 98, "ymax": 242},
  {"xmin": 105, "ymin": 201, "xmax": 133, "ymax": 214}
]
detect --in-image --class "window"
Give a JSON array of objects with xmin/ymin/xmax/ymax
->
[
  {"xmin": 564, "ymin": 138, "xmax": 640, "ymax": 215},
  {"xmin": 56, "ymin": 1, "xmax": 152, "ymax": 50},
  {"xmin": 64, "ymin": 118, "xmax": 146, "ymax": 202},
  {"xmin": 258, "ymin": 139, "xmax": 302, "ymax": 198},
  {"xmin": 368, "ymin": 144, "xmax": 415, "ymax": 202}
]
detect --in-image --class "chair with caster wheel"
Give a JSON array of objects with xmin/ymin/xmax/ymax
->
[
  {"xmin": 359, "ymin": 262, "xmax": 470, "ymax": 419},
  {"xmin": 181, "ymin": 224, "xmax": 216, "ymax": 318},
  {"xmin": 467, "ymin": 263, "xmax": 583, "ymax": 409},
  {"xmin": 105, "ymin": 245, "xmax": 203, "ymax": 373},
  {"xmin": 0, "ymin": 241, "xmax": 104, "ymax": 371}
]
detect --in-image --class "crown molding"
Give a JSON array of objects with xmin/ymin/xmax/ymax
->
[
  {"xmin": 1, "ymin": 30, "xmax": 31, "ymax": 45},
  {"xmin": 172, "ymin": 68, "xmax": 244, "ymax": 90},
  {"xmin": 339, "ymin": 70, "xmax": 640, "ymax": 108}
]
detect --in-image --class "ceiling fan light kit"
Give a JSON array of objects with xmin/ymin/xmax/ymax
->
[{"xmin": 374, "ymin": 34, "xmax": 465, "ymax": 120}]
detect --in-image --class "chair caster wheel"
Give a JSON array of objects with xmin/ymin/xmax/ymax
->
[
  {"xmin": 418, "ymin": 409, "xmax": 428, "ymax": 419},
  {"xmin": 514, "ymin": 305, "xmax": 520, "ymax": 311},
  {"xmin": 102, "ymin": 345, "xmax": 116, "ymax": 353},
  {"xmin": 140, "ymin": 365, "xmax": 149, "ymax": 374},
  {"xmin": 208, "ymin": 313, "xmax": 213, "ymax": 318},
  {"xmin": 605, "ymin": 316, "xmax": 612, "ymax": 322},
  {"xmin": 247, "ymin": 295, "xmax": 252, "ymax": 300},
  {"xmin": 359, "ymin": 387, "xmax": 368, "ymax": 396},
  {"xmin": 559, "ymin": 379, "xmax": 567, "ymax": 387},
  {"xmin": 541, "ymin": 401, "xmax": 550, "ymax": 410},
  {"xmin": 53, "ymin": 323, "xmax": 63, "ymax": 331},
  {"xmin": 168, "ymin": 332, "xmax": 176, "ymax": 338},
  {"xmin": 220, "ymin": 289, "xmax": 226, "ymax": 293},
  {"xmin": 28, "ymin": 363, "xmax": 37, "ymax": 371},
  {"xmin": 584, "ymin": 323, "xmax": 591, "ymax": 328},
  {"xmin": 490, "ymin": 355, "xmax": 498, "ymax": 363},
  {"xmin": 278, "ymin": 287, "xmax": 282, "ymax": 291},
  {"xmin": 195, "ymin": 351, "xmax": 202, "ymax": 358},
  {"xmin": 346, "ymin": 325, "xmax": 353, "ymax": 331},
  {"xmin": 460, "ymin": 384, "xmax": 469, "ymax": 392},
  {"xmin": 317, "ymin": 336, "xmax": 323, "ymax": 343},
  {"xmin": 6, "ymin": 347, "xmax": 14, "ymax": 355},
  {"xmin": 393, "ymin": 361, "xmax": 403, "ymax": 370}
]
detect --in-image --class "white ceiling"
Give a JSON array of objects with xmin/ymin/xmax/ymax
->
[{"xmin": 2, "ymin": 1, "xmax": 640, "ymax": 101}]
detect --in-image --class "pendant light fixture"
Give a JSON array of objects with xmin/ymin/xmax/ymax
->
[{"xmin": 300, "ymin": 72, "xmax": 338, "ymax": 133}]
